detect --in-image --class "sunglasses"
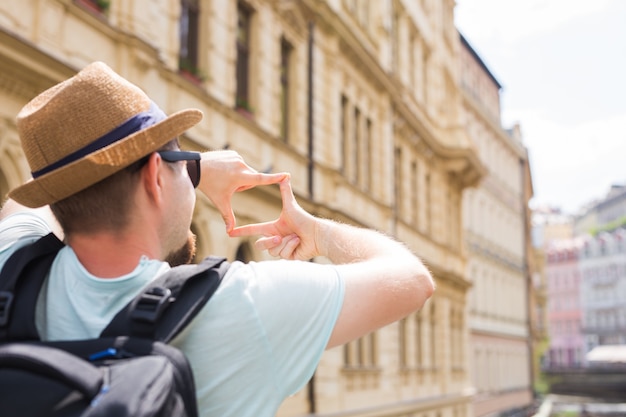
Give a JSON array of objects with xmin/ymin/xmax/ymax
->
[{"xmin": 157, "ymin": 150, "xmax": 201, "ymax": 188}]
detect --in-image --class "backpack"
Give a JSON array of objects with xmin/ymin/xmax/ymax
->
[{"xmin": 0, "ymin": 233, "xmax": 230, "ymax": 417}]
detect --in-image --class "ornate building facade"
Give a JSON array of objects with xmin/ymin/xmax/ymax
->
[
  {"xmin": 0, "ymin": 1, "xmax": 530, "ymax": 416},
  {"xmin": 458, "ymin": 34, "xmax": 534, "ymax": 415}
]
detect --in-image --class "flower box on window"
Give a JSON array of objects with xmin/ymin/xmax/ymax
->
[
  {"xmin": 178, "ymin": 59, "xmax": 206, "ymax": 84},
  {"xmin": 75, "ymin": 0, "xmax": 109, "ymax": 15},
  {"xmin": 235, "ymin": 98, "xmax": 255, "ymax": 119}
]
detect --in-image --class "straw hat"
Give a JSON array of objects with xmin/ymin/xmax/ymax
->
[{"xmin": 9, "ymin": 61, "xmax": 202, "ymax": 208}]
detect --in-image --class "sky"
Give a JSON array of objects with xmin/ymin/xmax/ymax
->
[{"xmin": 454, "ymin": 0, "xmax": 626, "ymax": 215}]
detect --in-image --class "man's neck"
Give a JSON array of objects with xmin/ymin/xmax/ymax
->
[{"xmin": 67, "ymin": 230, "xmax": 161, "ymax": 278}]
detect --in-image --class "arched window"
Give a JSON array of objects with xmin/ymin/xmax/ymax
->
[
  {"xmin": 0, "ymin": 169, "xmax": 9, "ymax": 204},
  {"xmin": 235, "ymin": 241, "xmax": 254, "ymax": 262}
]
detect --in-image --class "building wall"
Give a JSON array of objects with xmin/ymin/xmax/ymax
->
[
  {"xmin": 545, "ymin": 241, "xmax": 585, "ymax": 368},
  {"xmin": 523, "ymin": 152, "xmax": 549, "ymax": 394},
  {"xmin": 459, "ymin": 34, "xmax": 533, "ymax": 416},
  {"xmin": 0, "ymin": 1, "xmax": 529, "ymax": 416},
  {"xmin": 533, "ymin": 207, "xmax": 574, "ymax": 247},
  {"xmin": 529, "ymin": 245, "xmax": 548, "ymax": 388},
  {"xmin": 580, "ymin": 230, "xmax": 626, "ymax": 351},
  {"xmin": 574, "ymin": 185, "xmax": 626, "ymax": 236}
]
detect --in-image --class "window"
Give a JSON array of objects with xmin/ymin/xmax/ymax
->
[
  {"xmin": 235, "ymin": 242, "xmax": 253, "ymax": 262},
  {"xmin": 351, "ymin": 107, "xmax": 360, "ymax": 184},
  {"xmin": 411, "ymin": 160, "xmax": 418, "ymax": 226},
  {"xmin": 344, "ymin": 333, "xmax": 377, "ymax": 368},
  {"xmin": 280, "ymin": 37, "xmax": 293, "ymax": 141},
  {"xmin": 236, "ymin": 2, "xmax": 252, "ymax": 110},
  {"xmin": 415, "ymin": 313, "xmax": 423, "ymax": 367},
  {"xmin": 399, "ymin": 318, "xmax": 407, "ymax": 367},
  {"xmin": 360, "ymin": 118, "xmax": 372, "ymax": 190},
  {"xmin": 340, "ymin": 95, "xmax": 349, "ymax": 174},
  {"xmin": 446, "ymin": 189, "xmax": 453, "ymax": 245},
  {"xmin": 341, "ymin": 95, "xmax": 372, "ymax": 191},
  {"xmin": 394, "ymin": 147, "xmax": 403, "ymax": 218},
  {"xmin": 429, "ymin": 302, "xmax": 437, "ymax": 368},
  {"xmin": 425, "ymin": 172, "xmax": 432, "ymax": 234},
  {"xmin": 179, "ymin": 0, "xmax": 200, "ymax": 76},
  {"xmin": 0, "ymin": 169, "xmax": 7, "ymax": 199},
  {"xmin": 450, "ymin": 309, "xmax": 463, "ymax": 370}
]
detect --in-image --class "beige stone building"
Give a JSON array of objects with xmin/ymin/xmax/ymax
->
[
  {"xmin": 459, "ymin": 34, "xmax": 534, "ymax": 416},
  {"xmin": 0, "ymin": 1, "xmax": 532, "ymax": 416}
]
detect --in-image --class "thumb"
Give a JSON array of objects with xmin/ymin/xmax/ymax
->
[
  {"xmin": 213, "ymin": 199, "xmax": 236, "ymax": 232},
  {"xmin": 222, "ymin": 208, "xmax": 236, "ymax": 233}
]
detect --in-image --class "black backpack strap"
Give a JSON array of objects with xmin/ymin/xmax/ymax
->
[
  {"xmin": 0, "ymin": 233, "xmax": 65, "ymax": 342},
  {"xmin": 101, "ymin": 256, "xmax": 229, "ymax": 343}
]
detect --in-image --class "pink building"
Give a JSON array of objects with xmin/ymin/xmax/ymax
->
[{"xmin": 546, "ymin": 239, "xmax": 585, "ymax": 368}]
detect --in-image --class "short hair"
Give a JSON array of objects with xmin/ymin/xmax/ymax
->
[{"xmin": 50, "ymin": 139, "xmax": 179, "ymax": 235}]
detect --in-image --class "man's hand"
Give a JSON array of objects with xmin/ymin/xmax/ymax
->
[
  {"xmin": 228, "ymin": 177, "xmax": 321, "ymax": 261},
  {"xmin": 198, "ymin": 150, "xmax": 287, "ymax": 232}
]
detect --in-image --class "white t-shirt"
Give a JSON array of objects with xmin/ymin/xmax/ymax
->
[{"xmin": 0, "ymin": 212, "xmax": 345, "ymax": 417}]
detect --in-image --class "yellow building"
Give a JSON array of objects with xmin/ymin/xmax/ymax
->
[
  {"xmin": 0, "ymin": 1, "xmax": 535, "ymax": 416},
  {"xmin": 459, "ymin": 34, "xmax": 534, "ymax": 416}
]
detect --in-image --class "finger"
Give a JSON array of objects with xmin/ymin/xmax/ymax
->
[
  {"xmin": 229, "ymin": 221, "xmax": 276, "ymax": 237},
  {"xmin": 278, "ymin": 234, "xmax": 300, "ymax": 259},
  {"xmin": 235, "ymin": 172, "xmax": 289, "ymax": 193},
  {"xmin": 254, "ymin": 235, "xmax": 282, "ymax": 251},
  {"xmin": 222, "ymin": 209, "xmax": 236, "ymax": 233},
  {"xmin": 268, "ymin": 245, "xmax": 281, "ymax": 258},
  {"xmin": 279, "ymin": 177, "xmax": 297, "ymax": 207},
  {"xmin": 266, "ymin": 234, "xmax": 295, "ymax": 257},
  {"xmin": 252, "ymin": 172, "xmax": 289, "ymax": 185},
  {"xmin": 211, "ymin": 199, "xmax": 236, "ymax": 232}
]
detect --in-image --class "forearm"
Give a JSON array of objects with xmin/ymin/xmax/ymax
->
[
  {"xmin": 315, "ymin": 218, "xmax": 434, "ymax": 306},
  {"xmin": 320, "ymin": 218, "xmax": 435, "ymax": 348},
  {"xmin": 315, "ymin": 218, "xmax": 416, "ymax": 264}
]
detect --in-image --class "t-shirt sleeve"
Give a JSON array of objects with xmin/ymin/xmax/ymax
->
[
  {"xmin": 245, "ymin": 259, "xmax": 345, "ymax": 398},
  {"xmin": 0, "ymin": 211, "xmax": 52, "ymax": 255}
]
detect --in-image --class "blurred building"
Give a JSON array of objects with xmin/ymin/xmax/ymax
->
[
  {"xmin": 0, "ymin": 1, "xmax": 535, "ymax": 416},
  {"xmin": 540, "ymin": 205, "xmax": 626, "ymax": 374},
  {"xmin": 532, "ymin": 206, "xmax": 574, "ymax": 248},
  {"xmin": 574, "ymin": 184, "xmax": 626, "ymax": 236},
  {"xmin": 459, "ymin": 34, "xmax": 534, "ymax": 416},
  {"xmin": 579, "ymin": 230, "xmax": 626, "ymax": 351},
  {"xmin": 545, "ymin": 238, "xmax": 585, "ymax": 368}
]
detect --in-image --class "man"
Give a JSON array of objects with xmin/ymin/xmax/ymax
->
[{"xmin": 0, "ymin": 62, "xmax": 434, "ymax": 416}]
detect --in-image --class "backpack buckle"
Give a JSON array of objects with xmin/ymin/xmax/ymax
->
[
  {"xmin": 131, "ymin": 287, "xmax": 172, "ymax": 323},
  {"xmin": 0, "ymin": 291, "xmax": 13, "ymax": 326}
]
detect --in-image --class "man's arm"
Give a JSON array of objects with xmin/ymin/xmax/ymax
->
[
  {"xmin": 316, "ymin": 219, "xmax": 433, "ymax": 348},
  {"xmin": 229, "ymin": 178, "xmax": 435, "ymax": 349}
]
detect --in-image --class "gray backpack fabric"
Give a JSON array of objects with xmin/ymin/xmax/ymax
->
[{"xmin": 0, "ymin": 233, "xmax": 229, "ymax": 417}]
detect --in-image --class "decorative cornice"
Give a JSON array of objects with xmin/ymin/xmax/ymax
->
[
  {"xmin": 461, "ymin": 88, "xmax": 526, "ymax": 157},
  {"xmin": 466, "ymin": 235, "xmax": 525, "ymax": 272},
  {"xmin": 274, "ymin": 0, "xmax": 313, "ymax": 39},
  {"xmin": 0, "ymin": 27, "xmax": 76, "ymax": 99}
]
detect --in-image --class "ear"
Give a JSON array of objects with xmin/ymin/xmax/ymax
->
[{"xmin": 140, "ymin": 153, "xmax": 166, "ymax": 206}]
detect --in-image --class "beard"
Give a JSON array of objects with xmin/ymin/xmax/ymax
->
[{"xmin": 164, "ymin": 230, "xmax": 197, "ymax": 267}]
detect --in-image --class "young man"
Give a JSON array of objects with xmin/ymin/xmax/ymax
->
[{"xmin": 0, "ymin": 62, "xmax": 434, "ymax": 416}]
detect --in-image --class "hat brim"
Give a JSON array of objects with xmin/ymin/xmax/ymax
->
[{"xmin": 9, "ymin": 108, "xmax": 202, "ymax": 208}]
